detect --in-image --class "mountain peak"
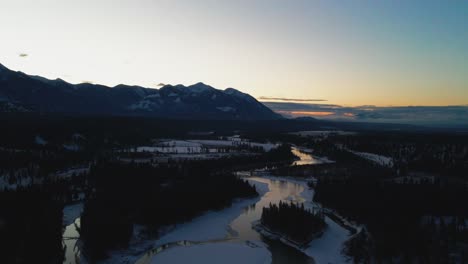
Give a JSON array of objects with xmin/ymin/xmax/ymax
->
[
  {"xmin": 224, "ymin": 88, "xmax": 247, "ymax": 97},
  {"xmin": 187, "ymin": 82, "xmax": 215, "ymax": 93},
  {"xmin": 0, "ymin": 63, "xmax": 9, "ymax": 72},
  {"xmin": 0, "ymin": 65, "xmax": 280, "ymax": 119}
]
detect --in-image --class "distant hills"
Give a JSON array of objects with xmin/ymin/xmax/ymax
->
[{"xmin": 0, "ymin": 63, "xmax": 280, "ymax": 120}]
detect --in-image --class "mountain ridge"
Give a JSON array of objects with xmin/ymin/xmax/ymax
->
[{"xmin": 0, "ymin": 63, "xmax": 281, "ymax": 120}]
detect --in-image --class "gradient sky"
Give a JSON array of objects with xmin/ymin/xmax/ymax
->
[{"xmin": 1, "ymin": 0, "xmax": 467, "ymax": 106}]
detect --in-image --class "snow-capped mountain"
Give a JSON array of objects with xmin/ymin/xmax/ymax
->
[{"xmin": 0, "ymin": 63, "xmax": 280, "ymax": 120}]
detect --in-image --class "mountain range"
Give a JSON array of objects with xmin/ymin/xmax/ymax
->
[{"xmin": 0, "ymin": 63, "xmax": 280, "ymax": 120}]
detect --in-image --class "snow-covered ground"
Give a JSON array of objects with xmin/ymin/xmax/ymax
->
[
  {"xmin": 55, "ymin": 166, "xmax": 89, "ymax": 179},
  {"xmin": 63, "ymin": 203, "xmax": 84, "ymax": 226},
  {"xmin": 150, "ymin": 183, "xmax": 267, "ymax": 245},
  {"xmin": 149, "ymin": 242, "xmax": 271, "ymax": 264},
  {"xmin": 129, "ymin": 139, "xmax": 279, "ymax": 155},
  {"xmin": 0, "ymin": 173, "xmax": 35, "ymax": 190},
  {"xmin": 259, "ymin": 175, "xmax": 353, "ymax": 264},
  {"xmin": 190, "ymin": 139, "xmax": 278, "ymax": 152},
  {"xmin": 347, "ymin": 150, "xmax": 394, "ymax": 167},
  {"xmin": 142, "ymin": 175, "xmax": 352, "ymax": 264},
  {"xmin": 290, "ymin": 131, "xmax": 357, "ymax": 138},
  {"xmin": 305, "ymin": 215, "xmax": 350, "ymax": 264},
  {"xmin": 291, "ymin": 147, "xmax": 334, "ymax": 165},
  {"xmin": 63, "ymin": 143, "xmax": 81, "ymax": 151},
  {"xmin": 35, "ymin": 135, "xmax": 48, "ymax": 145},
  {"xmin": 83, "ymin": 166, "xmax": 352, "ymax": 264},
  {"xmin": 135, "ymin": 140, "xmax": 203, "ymax": 154},
  {"xmin": 0, "ymin": 166, "xmax": 89, "ymax": 190},
  {"xmin": 62, "ymin": 203, "xmax": 84, "ymax": 264},
  {"xmin": 102, "ymin": 180, "xmax": 269, "ymax": 264}
]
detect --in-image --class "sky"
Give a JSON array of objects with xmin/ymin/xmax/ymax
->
[
  {"xmin": 264, "ymin": 102, "xmax": 468, "ymax": 127},
  {"xmin": 0, "ymin": 0, "xmax": 467, "ymax": 107}
]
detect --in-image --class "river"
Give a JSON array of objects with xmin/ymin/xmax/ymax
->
[{"xmin": 62, "ymin": 148, "xmax": 349, "ymax": 264}]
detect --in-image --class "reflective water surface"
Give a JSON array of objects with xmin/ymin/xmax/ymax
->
[
  {"xmin": 137, "ymin": 177, "xmax": 314, "ymax": 264},
  {"xmin": 63, "ymin": 148, "xmax": 317, "ymax": 264},
  {"xmin": 291, "ymin": 147, "xmax": 323, "ymax": 166},
  {"xmin": 63, "ymin": 218, "xmax": 81, "ymax": 264}
]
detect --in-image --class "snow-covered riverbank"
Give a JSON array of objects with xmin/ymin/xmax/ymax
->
[
  {"xmin": 72, "ymin": 172, "xmax": 354, "ymax": 264},
  {"xmin": 148, "ymin": 242, "xmax": 271, "ymax": 264},
  {"xmin": 138, "ymin": 175, "xmax": 355, "ymax": 264},
  {"xmin": 259, "ymin": 175, "xmax": 354, "ymax": 264},
  {"xmin": 100, "ymin": 180, "xmax": 270, "ymax": 264},
  {"xmin": 62, "ymin": 203, "xmax": 84, "ymax": 264}
]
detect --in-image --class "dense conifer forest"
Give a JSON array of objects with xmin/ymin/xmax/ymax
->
[
  {"xmin": 80, "ymin": 160, "xmax": 259, "ymax": 260},
  {"xmin": 0, "ymin": 189, "xmax": 64, "ymax": 264},
  {"xmin": 260, "ymin": 201, "xmax": 326, "ymax": 245},
  {"xmin": 314, "ymin": 174, "xmax": 468, "ymax": 262},
  {"xmin": 1, "ymin": 115, "xmax": 467, "ymax": 263}
]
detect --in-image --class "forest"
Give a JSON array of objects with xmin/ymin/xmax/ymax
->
[
  {"xmin": 80, "ymin": 160, "xmax": 259, "ymax": 260},
  {"xmin": 314, "ymin": 176, "xmax": 468, "ymax": 263},
  {"xmin": 260, "ymin": 201, "xmax": 326, "ymax": 245},
  {"xmin": 0, "ymin": 189, "xmax": 64, "ymax": 264}
]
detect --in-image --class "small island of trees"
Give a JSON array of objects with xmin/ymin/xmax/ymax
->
[{"xmin": 260, "ymin": 201, "xmax": 327, "ymax": 245}]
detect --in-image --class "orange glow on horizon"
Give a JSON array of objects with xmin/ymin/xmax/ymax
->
[{"xmin": 277, "ymin": 111, "xmax": 335, "ymax": 116}]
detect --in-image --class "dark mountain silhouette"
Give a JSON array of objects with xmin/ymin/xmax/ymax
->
[{"xmin": 0, "ymin": 63, "xmax": 280, "ymax": 120}]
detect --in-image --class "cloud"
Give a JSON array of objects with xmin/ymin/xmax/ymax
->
[
  {"xmin": 277, "ymin": 111, "xmax": 335, "ymax": 116},
  {"xmin": 19, "ymin": 53, "xmax": 28, "ymax": 58},
  {"xmin": 156, "ymin": 83, "xmax": 166, "ymax": 87},
  {"xmin": 263, "ymin": 102, "xmax": 468, "ymax": 127},
  {"xmin": 258, "ymin": 96, "xmax": 327, "ymax": 102}
]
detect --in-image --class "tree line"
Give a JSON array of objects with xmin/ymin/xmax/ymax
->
[
  {"xmin": 260, "ymin": 201, "xmax": 326, "ymax": 245},
  {"xmin": 80, "ymin": 159, "xmax": 258, "ymax": 260}
]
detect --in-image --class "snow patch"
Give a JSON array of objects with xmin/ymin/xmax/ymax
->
[
  {"xmin": 348, "ymin": 150, "xmax": 394, "ymax": 167},
  {"xmin": 35, "ymin": 135, "xmax": 47, "ymax": 145},
  {"xmin": 216, "ymin": 106, "xmax": 236, "ymax": 112},
  {"xmin": 129, "ymin": 100, "xmax": 158, "ymax": 111},
  {"xmin": 72, "ymin": 133, "xmax": 86, "ymax": 140},
  {"xmin": 256, "ymin": 175, "xmax": 353, "ymax": 264},
  {"xmin": 145, "ymin": 93, "xmax": 161, "ymax": 99},
  {"xmin": 63, "ymin": 203, "xmax": 84, "ymax": 226},
  {"xmin": 103, "ymin": 181, "xmax": 269, "ymax": 264},
  {"xmin": 149, "ymin": 242, "xmax": 271, "ymax": 264},
  {"xmin": 63, "ymin": 144, "xmax": 81, "ymax": 151},
  {"xmin": 290, "ymin": 131, "xmax": 357, "ymax": 137}
]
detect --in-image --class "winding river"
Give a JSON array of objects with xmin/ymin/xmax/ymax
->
[
  {"xmin": 135, "ymin": 177, "xmax": 315, "ymax": 264},
  {"xmin": 62, "ymin": 147, "xmax": 349, "ymax": 264}
]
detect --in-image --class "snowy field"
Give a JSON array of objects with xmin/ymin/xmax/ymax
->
[
  {"xmin": 55, "ymin": 166, "xmax": 89, "ymax": 179},
  {"xmin": 291, "ymin": 147, "xmax": 335, "ymax": 165},
  {"xmin": 347, "ymin": 150, "xmax": 394, "ymax": 167},
  {"xmin": 149, "ymin": 242, "xmax": 271, "ymax": 264},
  {"xmin": 0, "ymin": 166, "xmax": 89, "ymax": 190},
  {"xmin": 62, "ymin": 203, "xmax": 84, "ymax": 264},
  {"xmin": 71, "ymin": 173, "xmax": 352, "ymax": 264},
  {"xmin": 143, "ymin": 175, "xmax": 353, "ymax": 264},
  {"xmin": 102, "ymin": 180, "xmax": 269, "ymax": 264},
  {"xmin": 63, "ymin": 203, "xmax": 84, "ymax": 226},
  {"xmin": 290, "ymin": 131, "xmax": 357, "ymax": 138},
  {"xmin": 130, "ymin": 139, "xmax": 279, "ymax": 154},
  {"xmin": 0, "ymin": 173, "xmax": 37, "ymax": 190},
  {"xmin": 259, "ymin": 175, "xmax": 353, "ymax": 264}
]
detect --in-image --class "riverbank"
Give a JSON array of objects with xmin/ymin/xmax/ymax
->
[
  {"xmin": 148, "ymin": 241, "xmax": 271, "ymax": 264},
  {"xmin": 98, "ymin": 180, "xmax": 270, "ymax": 264},
  {"xmin": 253, "ymin": 220, "xmax": 324, "ymax": 249},
  {"xmin": 258, "ymin": 175, "xmax": 355, "ymax": 264}
]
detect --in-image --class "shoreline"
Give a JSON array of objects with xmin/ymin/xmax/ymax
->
[
  {"xmin": 252, "ymin": 220, "xmax": 325, "ymax": 250},
  {"xmin": 99, "ymin": 180, "xmax": 269, "ymax": 264}
]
